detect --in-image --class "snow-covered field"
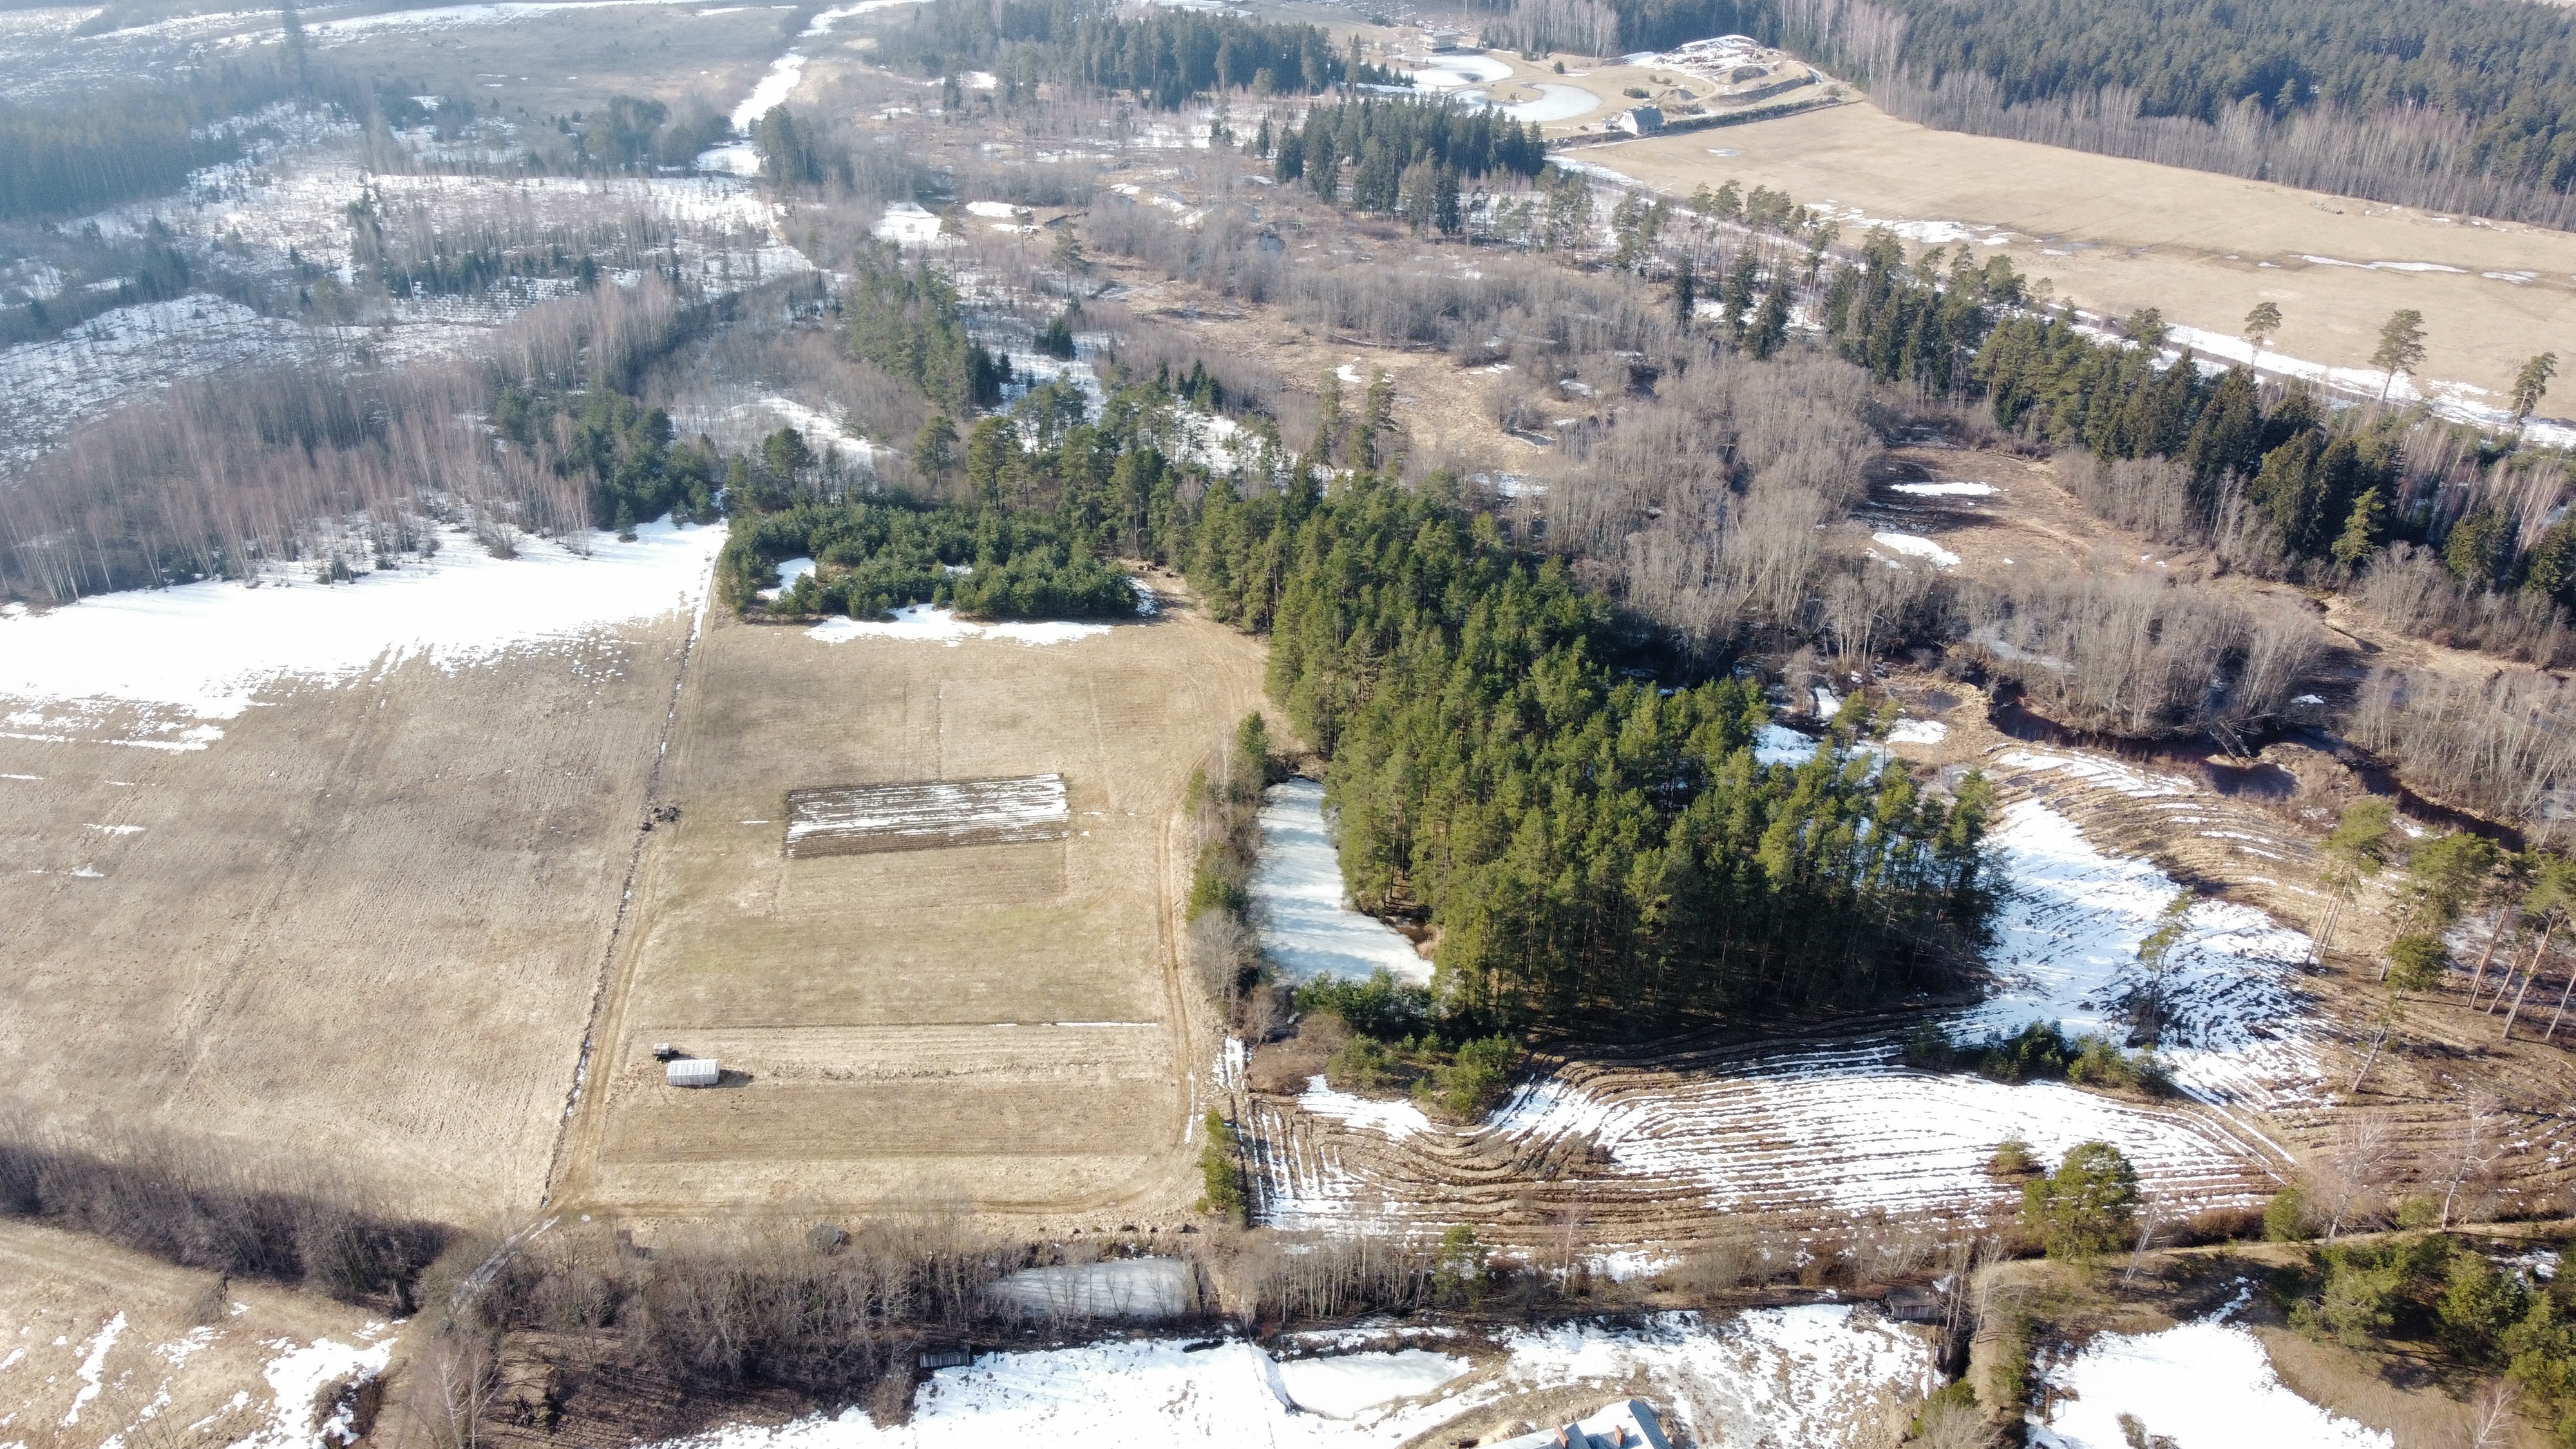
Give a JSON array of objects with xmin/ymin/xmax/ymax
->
[
  {"xmin": 0, "ymin": 518, "xmax": 725, "ymax": 749},
  {"xmin": 2029, "ymin": 1290, "xmax": 2390, "ymax": 1449},
  {"xmin": 650, "ymin": 1307, "xmax": 1935, "ymax": 1448},
  {"xmin": 1247, "ymin": 779, "xmax": 1435, "ymax": 987},
  {"xmin": 1475, "ymin": 1047, "xmax": 2274, "ymax": 1220}
]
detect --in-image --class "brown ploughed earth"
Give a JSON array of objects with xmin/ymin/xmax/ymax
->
[{"xmin": 547, "ymin": 578, "xmax": 1267, "ymax": 1231}]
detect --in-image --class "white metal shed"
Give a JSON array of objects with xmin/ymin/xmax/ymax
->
[{"xmin": 666, "ymin": 1057, "xmax": 720, "ymax": 1088}]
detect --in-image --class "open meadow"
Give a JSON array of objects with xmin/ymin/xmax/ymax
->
[
  {"xmin": 549, "ymin": 587, "xmax": 1268, "ymax": 1228},
  {"xmin": 1591, "ymin": 99, "xmax": 2576, "ymax": 414}
]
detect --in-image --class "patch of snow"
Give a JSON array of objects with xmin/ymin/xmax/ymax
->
[
  {"xmin": 2029, "ymin": 1297, "xmax": 2389, "ymax": 1449},
  {"xmin": 1871, "ymin": 531, "xmax": 1960, "ymax": 568},
  {"xmin": 0, "ymin": 519, "xmax": 726, "ymax": 746},
  {"xmin": 1127, "ymin": 576, "xmax": 1159, "ymax": 615},
  {"xmin": 61, "ymin": 1313, "xmax": 124, "ymax": 1425},
  {"xmin": 1297, "ymin": 1075, "xmax": 1433, "ymax": 1140},
  {"xmin": 234, "ymin": 1333, "xmax": 395, "ymax": 1449},
  {"xmin": 1886, "ymin": 719, "xmax": 1948, "ymax": 745},
  {"xmin": 804, "ymin": 603, "xmax": 1112, "ymax": 648},
  {"xmin": 1889, "ymin": 481, "xmax": 1995, "ymax": 497},
  {"xmin": 1247, "ymin": 779, "xmax": 1433, "ymax": 986},
  {"xmin": 755, "ymin": 556, "xmax": 815, "ymax": 601},
  {"xmin": 1274, "ymin": 1349, "xmax": 1465, "ymax": 1418},
  {"xmin": 871, "ymin": 202, "xmax": 948, "ymax": 246},
  {"xmin": 963, "ymin": 200, "xmax": 1022, "ymax": 218}
]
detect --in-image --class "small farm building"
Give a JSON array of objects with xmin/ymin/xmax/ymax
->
[
  {"xmin": 667, "ymin": 1057, "xmax": 720, "ymax": 1088},
  {"xmin": 1614, "ymin": 106, "xmax": 1665, "ymax": 135}
]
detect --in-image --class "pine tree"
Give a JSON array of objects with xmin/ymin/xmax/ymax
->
[
  {"xmin": 2329, "ymin": 486, "xmax": 2387, "ymax": 570},
  {"xmin": 2512, "ymin": 351, "xmax": 2559, "ymax": 422},
  {"xmin": 2371, "ymin": 308, "xmax": 2427, "ymax": 402},
  {"xmin": 2242, "ymin": 299, "xmax": 2282, "ymax": 366}
]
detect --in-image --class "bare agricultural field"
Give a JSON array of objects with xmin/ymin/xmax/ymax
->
[
  {"xmin": 1597, "ymin": 100, "xmax": 2576, "ymax": 411},
  {"xmin": 551, "ymin": 591, "xmax": 1268, "ymax": 1229},
  {"xmin": 0, "ymin": 621, "xmax": 693, "ymax": 1222}
]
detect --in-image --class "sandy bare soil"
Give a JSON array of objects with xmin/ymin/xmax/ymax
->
[
  {"xmin": 0, "ymin": 622, "xmax": 692, "ymax": 1221},
  {"xmin": 1596, "ymin": 100, "xmax": 2576, "ymax": 409},
  {"xmin": 549, "ymin": 583, "xmax": 1267, "ymax": 1230}
]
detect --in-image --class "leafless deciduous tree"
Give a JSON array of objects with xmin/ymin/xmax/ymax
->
[
  {"xmin": 1960, "ymin": 569, "xmax": 2323, "ymax": 739},
  {"xmin": 2348, "ymin": 668, "xmax": 2576, "ymax": 838}
]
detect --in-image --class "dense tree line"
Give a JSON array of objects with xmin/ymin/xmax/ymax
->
[
  {"xmin": 1272, "ymin": 97, "xmax": 1547, "ymax": 220},
  {"xmin": 1188, "ymin": 474, "xmax": 1994, "ymax": 1030},
  {"xmin": 886, "ymin": 0, "xmax": 1343, "ymax": 106},
  {"xmin": 1768, "ymin": 0, "xmax": 2576, "ymax": 227},
  {"xmin": 717, "ymin": 499, "xmax": 1138, "ymax": 620},
  {"xmin": 1821, "ymin": 227, "xmax": 2025, "ymax": 392},
  {"xmin": 0, "ymin": 61, "xmax": 316, "ymax": 220},
  {"xmin": 844, "ymin": 242, "xmax": 1010, "ymax": 412}
]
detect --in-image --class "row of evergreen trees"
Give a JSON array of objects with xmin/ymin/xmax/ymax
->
[
  {"xmin": 1186, "ymin": 474, "xmax": 1995, "ymax": 1029},
  {"xmin": 844, "ymin": 243, "xmax": 1011, "ymax": 412},
  {"xmin": 718, "ymin": 500, "xmax": 1137, "ymax": 620},
  {"xmin": 1271, "ymin": 96, "xmax": 1549, "ymax": 200},
  {"xmin": 887, "ymin": 0, "xmax": 1343, "ymax": 108}
]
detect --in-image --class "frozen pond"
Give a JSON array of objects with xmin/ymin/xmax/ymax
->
[
  {"xmin": 1247, "ymin": 779, "xmax": 1433, "ymax": 987},
  {"xmin": 984, "ymin": 1258, "xmax": 1193, "ymax": 1320}
]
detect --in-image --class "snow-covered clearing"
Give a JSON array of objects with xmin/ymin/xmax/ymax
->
[
  {"xmin": 2029, "ymin": 1291, "xmax": 2389, "ymax": 1449},
  {"xmin": 804, "ymin": 603, "xmax": 1113, "ymax": 647},
  {"xmin": 1247, "ymin": 779, "xmax": 1434, "ymax": 987},
  {"xmin": 983, "ymin": 1258, "xmax": 1192, "ymax": 1320},
  {"xmin": 647, "ymin": 1308, "xmax": 1933, "ymax": 1448},
  {"xmin": 0, "ymin": 518, "xmax": 725, "ymax": 749},
  {"xmin": 1479, "ymin": 1046, "xmax": 2271, "ymax": 1218},
  {"xmin": 1968, "ymin": 797, "xmax": 2322, "ymax": 1108},
  {"xmin": 869, "ymin": 201, "xmax": 949, "ymax": 246},
  {"xmin": 0, "ymin": 298, "xmax": 304, "ymax": 464}
]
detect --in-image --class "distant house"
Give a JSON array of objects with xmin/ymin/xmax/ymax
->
[
  {"xmin": 1488, "ymin": 1399, "xmax": 1673, "ymax": 1449},
  {"xmin": 665, "ymin": 1057, "xmax": 719, "ymax": 1088},
  {"xmin": 1613, "ymin": 106, "xmax": 1665, "ymax": 135},
  {"xmin": 1421, "ymin": 27, "xmax": 1461, "ymax": 51}
]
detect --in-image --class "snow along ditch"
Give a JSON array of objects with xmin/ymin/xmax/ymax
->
[
  {"xmin": 645, "ymin": 1306, "xmax": 1934, "ymax": 1448},
  {"xmin": 1244, "ymin": 744, "xmax": 2314, "ymax": 1229}
]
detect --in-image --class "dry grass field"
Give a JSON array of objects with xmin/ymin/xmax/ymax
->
[
  {"xmin": 549, "ymin": 584, "xmax": 1268, "ymax": 1229},
  {"xmin": 0, "ymin": 622, "xmax": 694, "ymax": 1222},
  {"xmin": 1598, "ymin": 100, "xmax": 2576, "ymax": 407},
  {"xmin": 0, "ymin": 1217, "xmax": 397, "ymax": 1449}
]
